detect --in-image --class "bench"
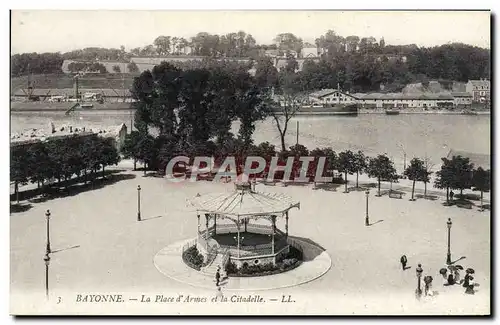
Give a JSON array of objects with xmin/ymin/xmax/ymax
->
[
  {"xmin": 389, "ymin": 191, "xmax": 403, "ymax": 199},
  {"xmin": 456, "ymin": 202, "xmax": 473, "ymax": 209}
]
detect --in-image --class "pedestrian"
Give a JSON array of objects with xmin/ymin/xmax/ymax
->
[
  {"xmin": 400, "ymin": 255, "xmax": 408, "ymax": 270},
  {"xmin": 424, "ymin": 276, "xmax": 433, "ymax": 296},
  {"xmin": 215, "ymin": 269, "xmax": 221, "ymax": 286},
  {"xmin": 465, "ymin": 276, "xmax": 475, "ymax": 295},
  {"xmin": 463, "ymin": 273, "xmax": 471, "ymax": 288},
  {"xmin": 447, "ymin": 273, "xmax": 456, "ymax": 285},
  {"xmin": 450, "ymin": 190, "xmax": 455, "ymax": 200}
]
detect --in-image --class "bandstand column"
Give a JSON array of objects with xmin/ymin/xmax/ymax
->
[
  {"xmin": 197, "ymin": 214, "xmax": 200, "ymax": 238},
  {"xmin": 271, "ymin": 215, "xmax": 276, "ymax": 255},
  {"xmin": 237, "ymin": 216, "xmax": 241, "ymax": 258},
  {"xmin": 285, "ymin": 211, "xmax": 289, "ymax": 238},
  {"xmin": 214, "ymin": 214, "xmax": 217, "ymax": 235},
  {"xmin": 244, "ymin": 218, "xmax": 247, "ymax": 232},
  {"xmin": 205, "ymin": 214, "xmax": 209, "ymax": 249}
]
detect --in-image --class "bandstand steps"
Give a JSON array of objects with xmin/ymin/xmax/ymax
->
[{"xmin": 201, "ymin": 253, "xmax": 225, "ymax": 276}]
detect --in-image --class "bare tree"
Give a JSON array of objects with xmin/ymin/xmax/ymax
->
[{"xmin": 269, "ymin": 92, "xmax": 305, "ymax": 152}]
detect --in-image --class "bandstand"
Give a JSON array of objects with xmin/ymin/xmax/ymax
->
[{"xmin": 190, "ymin": 181, "xmax": 301, "ymax": 271}]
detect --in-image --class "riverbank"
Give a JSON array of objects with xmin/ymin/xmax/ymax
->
[{"xmin": 359, "ymin": 109, "xmax": 490, "ymax": 115}]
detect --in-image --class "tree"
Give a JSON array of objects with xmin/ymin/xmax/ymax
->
[
  {"xmin": 122, "ymin": 131, "xmax": 142, "ymax": 170},
  {"xmin": 255, "ymin": 57, "xmax": 279, "ymax": 89},
  {"xmin": 112, "ymin": 65, "xmax": 121, "ymax": 73},
  {"xmin": 268, "ymin": 92, "xmax": 304, "ymax": 152},
  {"xmin": 471, "ymin": 167, "xmax": 490, "ymax": 211},
  {"xmin": 352, "ymin": 150, "xmax": 368, "ymax": 188},
  {"xmin": 367, "ymin": 154, "xmax": 397, "ymax": 196},
  {"xmin": 337, "ymin": 150, "xmax": 357, "ymax": 193},
  {"xmin": 434, "ymin": 156, "xmax": 473, "ymax": 204},
  {"xmin": 10, "ymin": 145, "xmax": 30, "ymax": 203},
  {"xmin": 127, "ymin": 61, "xmax": 139, "ymax": 73},
  {"xmin": 404, "ymin": 157, "xmax": 427, "ymax": 201},
  {"xmin": 274, "ymin": 33, "xmax": 303, "ymax": 53},
  {"xmin": 154, "ymin": 36, "xmax": 171, "ymax": 55},
  {"xmin": 315, "ymin": 30, "xmax": 345, "ymax": 56},
  {"xmin": 28, "ymin": 141, "xmax": 52, "ymax": 192},
  {"xmin": 98, "ymin": 137, "xmax": 120, "ymax": 177},
  {"xmin": 136, "ymin": 133, "xmax": 157, "ymax": 175},
  {"xmin": 434, "ymin": 157, "xmax": 454, "ymax": 204}
]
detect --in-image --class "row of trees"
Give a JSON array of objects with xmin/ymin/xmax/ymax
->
[
  {"xmin": 121, "ymin": 127, "xmax": 490, "ymax": 206},
  {"xmin": 67, "ymin": 61, "xmax": 108, "ymax": 74},
  {"xmin": 12, "ymin": 29, "xmax": 490, "ymax": 86},
  {"xmin": 10, "ymin": 135, "xmax": 120, "ymax": 203}
]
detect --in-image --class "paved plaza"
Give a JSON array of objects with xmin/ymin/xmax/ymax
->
[{"xmin": 10, "ymin": 168, "xmax": 491, "ymax": 315}]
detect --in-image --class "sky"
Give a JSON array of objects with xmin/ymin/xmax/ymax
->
[{"xmin": 10, "ymin": 10, "xmax": 491, "ymax": 54}]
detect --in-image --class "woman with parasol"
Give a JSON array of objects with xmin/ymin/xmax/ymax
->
[
  {"xmin": 463, "ymin": 268, "xmax": 475, "ymax": 288},
  {"xmin": 424, "ymin": 275, "xmax": 433, "ymax": 296}
]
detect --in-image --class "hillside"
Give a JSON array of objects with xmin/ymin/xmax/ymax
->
[
  {"xmin": 11, "ymin": 74, "xmax": 137, "ymax": 94},
  {"xmin": 402, "ymin": 80, "xmax": 467, "ymax": 94}
]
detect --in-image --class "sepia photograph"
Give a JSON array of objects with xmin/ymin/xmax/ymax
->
[{"xmin": 9, "ymin": 9, "xmax": 491, "ymax": 316}]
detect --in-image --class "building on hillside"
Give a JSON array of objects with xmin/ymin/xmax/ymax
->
[
  {"xmin": 274, "ymin": 57, "xmax": 320, "ymax": 73},
  {"xmin": 375, "ymin": 55, "xmax": 408, "ymax": 63},
  {"xmin": 355, "ymin": 93, "xmax": 455, "ymax": 110},
  {"xmin": 12, "ymin": 88, "xmax": 133, "ymax": 103},
  {"xmin": 451, "ymin": 92, "xmax": 473, "ymax": 109},
  {"xmin": 300, "ymin": 44, "xmax": 319, "ymax": 58},
  {"xmin": 466, "ymin": 79, "xmax": 490, "ymax": 104},
  {"xmin": 264, "ymin": 49, "xmax": 280, "ymax": 58},
  {"xmin": 446, "ymin": 149, "xmax": 490, "ymax": 170},
  {"xmin": 308, "ymin": 89, "xmax": 359, "ymax": 105}
]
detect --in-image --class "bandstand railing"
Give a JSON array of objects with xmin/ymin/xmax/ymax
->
[
  {"xmin": 202, "ymin": 239, "xmax": 220, "ymax": 267},
  {"xmin": 212, "ymin": 223, "xmax": 277, "ymax": 235}
]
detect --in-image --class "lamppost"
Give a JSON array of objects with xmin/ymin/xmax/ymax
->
[
  {"xmin": 416, "ymin": 263, "xmax": 423, "ymax": 298},
  {"xmin": 398, "ymin": 144, "xmax": 407, "ymax": 173},
  {"xmin": 446, "ymin": 218, "xmax": 452, "ymax": 265},
  {"xmin": 365, "ymin": 189, "xmax": 370, "ymax": 226},
  {"xmin": 137, "ymin": 185, "xmax": 141, "ymax": 222},
  {"xmin": 43, "ymin": 253, "xmax": 50, "ymax": 300},
  {"xmin": 45, "ymin": 210, "xmax": 51, "ymax": 254}
]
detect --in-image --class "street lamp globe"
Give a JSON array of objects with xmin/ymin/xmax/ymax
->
[
  {"xmin": 43, "ymin": 254, "xmax": 50, "ymax": 266},
  {"xmin": 137, "ymin": 185, "xmax": 141, "ymax": 191},
  {"xmin": 447, "ymin": 218, "xmax": 452, "ymax": 229},
  {"xmin": 45, "ymin": 210, "xmax": 51, "ymax": 218},
  {"xmin": 416, "ymin": 263, "xmax": 423, "ymax": 277},
  {"xmin": 365, "ymin": 189, "xmax": 370, "ymax": 196}
]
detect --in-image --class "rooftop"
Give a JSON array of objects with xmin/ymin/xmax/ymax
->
[
  {"xmin": 358, "ymin": 92, "xmax": 455, "ymax": 100},
  {"xmin": 189, "ymin": 183, "xmax": 300, "ymax": 217},
  {"xmin": 13, "ymin": 88, "xmax": 131, "ymax": 97}
]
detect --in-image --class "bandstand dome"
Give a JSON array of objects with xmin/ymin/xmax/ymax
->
[
  {"xmin": 187, "ymin": 182, "xmax": 301, "ymax": 270},
  {"xmin": 189, "ymin": 182, "xmax": 300, "ymax": 217}
]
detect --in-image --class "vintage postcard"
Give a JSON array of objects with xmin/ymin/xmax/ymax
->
[{"xmin": 9, "ymin": 10, "xmax": 491, "ymax": 315}]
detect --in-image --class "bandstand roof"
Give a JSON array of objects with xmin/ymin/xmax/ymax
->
[{"xmin": 189, "ymin": 183, "xmax": 300, "ymax": 217}]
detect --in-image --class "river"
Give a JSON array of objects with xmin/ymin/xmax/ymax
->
[{"xmin": 11, "ymin": 111, "xmax": 490, "ymax": 173}]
